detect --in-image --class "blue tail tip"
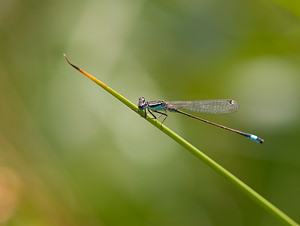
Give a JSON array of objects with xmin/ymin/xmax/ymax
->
[{"xmin": 248, "ymin": 134, "xmax": 264, "ymax": 144}]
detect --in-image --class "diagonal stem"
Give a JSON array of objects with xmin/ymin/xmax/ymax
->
[{"xmin": 64, "ymin": 54, "xmax": 299, "ymax": 226}]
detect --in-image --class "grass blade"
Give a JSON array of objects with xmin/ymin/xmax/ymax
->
[{"xmin": 64, "ymin": 54, "xmax": 299, "ymax": 226}]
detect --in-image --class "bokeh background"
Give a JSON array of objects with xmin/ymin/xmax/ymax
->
[{"xmin": 1, "ymin": 0, "xmax": 300, "ymax": 225}]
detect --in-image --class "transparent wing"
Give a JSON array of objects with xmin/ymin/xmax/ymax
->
[{"xmin": 166, "ymin": 99, "xmax": 239, "ymax": 114}]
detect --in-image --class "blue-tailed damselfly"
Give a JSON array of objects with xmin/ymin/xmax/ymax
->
[{"xmin": 138, "ymin": 97, "xmax": 264, "ymax": 144}]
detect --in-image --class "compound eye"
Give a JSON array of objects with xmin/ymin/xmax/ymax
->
[{"xmin": 138, "ymin": 97, "xmax": 146, "ymax": 109}]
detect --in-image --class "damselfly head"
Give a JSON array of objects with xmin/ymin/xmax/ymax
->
[{"xmin": 138, "ymin": 97, "xmax": 146, "ymax": 110}]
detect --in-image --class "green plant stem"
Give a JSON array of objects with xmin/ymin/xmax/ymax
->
[{"xmin": 64, "ymin": 54, "xmax": 299, "ymax": 226}]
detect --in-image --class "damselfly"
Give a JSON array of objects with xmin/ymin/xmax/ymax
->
[{"xmin": 138, "ymin": 97, "xmax": 264, "ymax": 144}]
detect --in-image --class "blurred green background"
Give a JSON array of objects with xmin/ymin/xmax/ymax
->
[{"xmin": 1, "ymin": 0, "xmax": 300, "ymax": 225}]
